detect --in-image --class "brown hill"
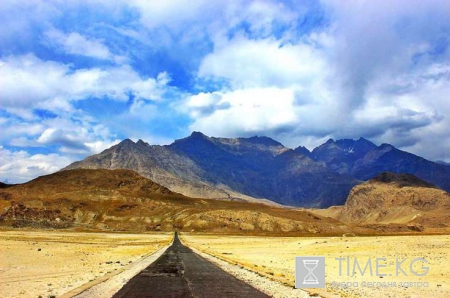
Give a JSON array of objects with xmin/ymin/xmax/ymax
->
[
  {"xmin": 0, "ymin": 169, "xmax": 351, "ymax": 235},
  {"xmin": 315, "ymin": 172, "xmax": 450, "ymax": 231},
  {"xmin": 0, "ymin": 182, "xmax": 13, "ymax": 189}
]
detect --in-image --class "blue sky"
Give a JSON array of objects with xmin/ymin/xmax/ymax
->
[{"xmin": 1, "ymin": 0, "xmax": 450, "ymax": 182}]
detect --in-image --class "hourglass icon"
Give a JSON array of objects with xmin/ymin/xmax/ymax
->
[{"xmin": 302, "ymin": 259, "xmax": 319, "ymax": 284}]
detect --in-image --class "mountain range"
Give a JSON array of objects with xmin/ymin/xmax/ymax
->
[{"xmin": 63, "ymin": 132, "xmax": 450, "ymax": 208}]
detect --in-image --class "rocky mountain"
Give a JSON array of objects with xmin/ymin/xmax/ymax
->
[
  {"xmin": 314, "ymin": 172, "xmax": 450, "ymax": 232},
  {"xmin": 0, "ymin": 169, "xmax": 351, "ymax": 235},
  {"xmin": 312, "ymin": 138, "xmax": 450, "ymax": 192},
  {"xmin": 64, "ymin": 133, "xmax": 358, "ymax": 208},
  {"xmin": 63, "ymin": 133, "xmax": 450, "ymax": 208}
]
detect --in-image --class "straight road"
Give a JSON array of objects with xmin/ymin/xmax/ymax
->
[{"xmin": 112, "ymin": 232, "xmax": 269, "ymax": 298}]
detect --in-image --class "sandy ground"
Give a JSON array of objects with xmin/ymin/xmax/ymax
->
[
  {"xmin": 182, "ymin": 234, "xmax": 450, "ymax": 298},
  {"xmin": 0, "ymin": 230, "xmax": 171, "ymax": 298}
]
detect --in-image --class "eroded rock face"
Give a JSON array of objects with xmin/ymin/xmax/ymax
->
[{"xmin": 336, "ymin": 172, "xmax": 450, "ymax": 226}]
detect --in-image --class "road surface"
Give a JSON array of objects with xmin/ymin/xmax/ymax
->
[{"xmin": 112, "ymin": 232, "xmax": 269, "ymax": 298}]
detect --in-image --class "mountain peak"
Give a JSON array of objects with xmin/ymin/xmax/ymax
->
[
  {"xmin": 121, "ymin": 138, "xmax": 135, "ymax": 144},
  {"xmin": 327, "ymin": 137, "xmax": 377, "ymax": 153},
  {"xmin": 171, "ymin": 131, "xmax": 213, "ymax": 149},
  {"xmin": 379, "ymin": 143, "xmax": 394, "ymax": 150},
  {"xmin": 190, "ymin": 131, "xmax": 208, "ymax": 138},
  {"xmin": 294, "ymin": 146, "xmax": 311, "ymax": 156},
  {"xmin": 325, "ymin": 138, "xmax": 335, "ymax": 145},
  {"xmin": 356, "ymin": 137, "xmax": 376, "ymax": 147},
  {"xmin": 115, "ymin": 138, "xmax": 136, "ymax": 149},
  {"xmin": 136, "ymin": 139, "xmax": 147, "ymax": 146}
]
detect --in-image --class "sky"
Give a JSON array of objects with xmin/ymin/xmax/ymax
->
[{"xmin": 1, "ymin": 0, "xmax": 450, "ymax": 183}]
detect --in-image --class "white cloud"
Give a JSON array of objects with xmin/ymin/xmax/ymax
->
[
  {"xmin": 0, "ymin": 53, "xmax": 173, "ymax": 157},
  {"xmin": 128, "ymin": 0, "xmax": 211, "ymax": 30},
  {"xmin": 199, "ymin": 36, "xmax": 327, "ymax": 88},
  {"xmin": 0, "ymin": 54, "xmax": 172, "ymax": 116},
  {"xmin": 186, "ymin": 92, "xmax": 222, "ymax": 108},
  {"xmin": 0, "ymin": 113, "xmax": 120, "ymax": 155},
  {"xmin": 188, "ymin": 88, "xmax": 299, "ymax": 136},
  {"xmin": 180, "ymin": 0, "xmax": 450, "ymax": 162},
  {"xmin": 44, "ymin": 29, "xmax": 114, "ymax": 60},
  {"xmin": 1, "ymin": 0, "xmax": 450, "ymax": 169},
  {"xmin": 0, "ymin": 120, "xmax": 44, "ymax": 143},
  {"xmin": 34, "ymin": 116, "xmax": 121, "ymax": 155},
  {"xmin": 0, "ymin": 146, "xmax": 73, "ymax": 183}
]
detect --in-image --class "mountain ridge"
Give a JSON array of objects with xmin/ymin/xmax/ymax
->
[
  {"xmin": 0, "ymin": 168, "xmax": 352, "ymax": 234},
  {"xmin": 63, "ymin": 133, "xmax": 450, "ymax": 207},
  {"xmin": 311, "ymin": 137, "xmax": 450, "ymax": 192}
]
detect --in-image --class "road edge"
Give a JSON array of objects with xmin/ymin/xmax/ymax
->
[
  {"xmin": 185, "ymin": 242, "xmax": 312, "ymax": 298},
  {"xmin": 60, "ymin": 238, "xmax": 173, "ymax": 298}
]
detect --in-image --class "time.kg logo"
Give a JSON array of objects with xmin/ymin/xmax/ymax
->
[{"xmin": 295, "ymin": 256, "xmax": 325, "ymax": 288}]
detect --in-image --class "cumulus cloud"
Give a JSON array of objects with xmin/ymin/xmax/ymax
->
[
  {"xmin": 0, "ymin": 54, "xmax": 172, "ymax": 116},
  {"xmin": 199, "ymin": 36, "xmax": 327, "ymax": 88},
  {"xmin": 0, "ymin": 53, "xmax": 166, "ymax": 156},
  {"xmin": 0, "ymin": 146, "xmax": 73, "ymax": 183},
  {"xmin": 0, "ymin": 111, "xmax": 120, "ymax": 155},
  {"xmin": 188, "ymin": 88, "xmax": 299, "ymax": 136},
  {"xmin": 36, "ymin": 123, "xmax": 120, "ymax": 155},
  {"xmin": 182, "ymin": 0, "xmax": 450, "ymax": 161}
]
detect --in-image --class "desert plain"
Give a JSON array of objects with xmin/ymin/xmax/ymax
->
[
  {"xmin": 182, "ymin": 234, "xmax": 450, "ymax": 298},
  {"xmin": 1, "ymin": 230, "xmax": 449, "ymax": 298},
  {"xmin": 0, "ymin": 230, "xmax": 171, "ymax": 298}
]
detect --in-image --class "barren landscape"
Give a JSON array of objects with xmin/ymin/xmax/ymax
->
[
  {"xmin": 2, "ymin": 1, "xmax": 450, "ymax": 297},
  {"xmin": 182, "ymin": 234, "xmax": 450, "ymax": 298},
  {"xmin": 1, "ymin": 230, "xmax": 449, "ymax": 298},
  {"xmin": 0, "ymin": 230, "xmax": 171, "ymax": 298}
]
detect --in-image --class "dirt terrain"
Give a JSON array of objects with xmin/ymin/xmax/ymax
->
[
  {"xmin": 0, "ymin": 169, "xmax": 354, "ymax": 235},
  {"xmin": 2, "ymin": 169, "xmax": 449, "ymax": 235},
  {"xmin": 1, "ymin": 230, "xmax": 448, "ymax": 298},
  {"xmin": 182, "ymin": 234, "xmax": 450, "ymax": 298},
  {"xmin": 0, "ymin": 230, "xmax": 171, "ymax": 298}
]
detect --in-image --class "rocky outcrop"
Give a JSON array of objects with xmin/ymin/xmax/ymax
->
[{"xmin": 334, "ymin": 172, "xmax": 450, "ymax": 226}]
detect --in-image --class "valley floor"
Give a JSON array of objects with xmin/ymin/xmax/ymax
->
[
  {"xmin": 0, "ymin": 230, "xmax": 171, "ymax": 298},
  {"xmin": 181, "ymin": 234, "xmax": 450, "ymax": 298},
  {"xmin": 1, "ymin": 230, "xmax": 448, "ymax": 298}
]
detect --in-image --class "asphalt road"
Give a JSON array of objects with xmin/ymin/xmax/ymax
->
[{"xmin": 112, "ymin": 232, "xmax": 270, "ymax": 298}]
